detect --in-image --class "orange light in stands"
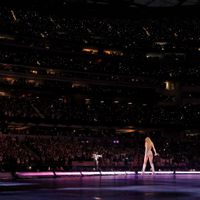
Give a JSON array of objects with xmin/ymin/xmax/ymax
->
[
  {"xmin": 27, "ymin": 80, "xmax": 35, "ymax": 84},
  {"xmin": 82, "ymin": 48, "xmax": 98, "ymax": 54},
  {"xmin": 3, "ymin": 77, "xmax": 15, "ymax": 84},
  {"xmin": 46, "ymin": 69, "xmax": 56, "ymax": 75},
  {"xmin": 0, "ymin": 91, "xmax": 8, "ymax": 96},
  {"xmin": 126, "ymin": 129, "xmax": 136, "ymax": 133},
  {"xmin": 138, "ymin": 130, "xmax": 145, "ymax": 133},
  {"xmin": 104, "ymin": 50, "xmax": 123, "ymax": 56},
  {"xmin": 117, "ymin": 129, "xmax": 137, "ymax": 133},
  {"xmin": 165, "ymin": 81, "xmax": 175, "ymax": 91},
  {"xmin": 72, "ymin": 82, "xmax": 86, "ymax": 88},
  {"xmin": 104, "ymin": 50, "xmax": 112, "ymax": 55},
  {"xmin": 96, "ymin": 58, "xmax": 102, "ymax": 63}
]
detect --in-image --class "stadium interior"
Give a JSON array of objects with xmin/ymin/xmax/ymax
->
[{"xmin": 0, "ymin": 0, "xmax": 200, "ymax": 173}]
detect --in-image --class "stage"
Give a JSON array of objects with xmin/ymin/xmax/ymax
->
[{"xmin": 1, "ymin": 173, "xmax": 200, "ymax": 199}]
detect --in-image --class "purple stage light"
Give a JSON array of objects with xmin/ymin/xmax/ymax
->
[
  {"xmin": 16, "ymin": 172, "xmax": 54, "ymax": 177},
  {"xmin": 15, "ymin": 171, "xmax": 200, "ymax": 178},
  {"xmin": 55, "ymin": 172, "xmax": 81, "ymax": 176}
]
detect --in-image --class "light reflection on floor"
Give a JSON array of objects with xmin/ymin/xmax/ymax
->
[{"xmin": 1, "ymin": 175, "xmax": 200, "ymax": 200}]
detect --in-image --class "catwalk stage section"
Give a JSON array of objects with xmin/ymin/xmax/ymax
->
[{"xmin": 1, "ymin": 174, "xmax": 200, "ymax": 200}]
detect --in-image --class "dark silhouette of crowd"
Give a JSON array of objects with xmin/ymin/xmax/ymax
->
[{"xmin": 0, "ymin": 130, "xmax": 199, "ymax": 172}]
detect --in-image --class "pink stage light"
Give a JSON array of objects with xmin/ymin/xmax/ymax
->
[
  {"xmin": 16, "ymin": 172, "xmax": 54, "ymax": 177},
  {"xmin": 137, "ymin": 171, "xmax": 174, "ymax": 174},
  {"xmin": 114, "ymin": 171, "xmax": 126, "ymax": 175},
  {"xmin": 55, "ymin": 172, "xmax": 81, "ymax": 176},
  {"xmin": 16, "ymin": 171, "xmax": 200, "ymax": 178},
  {"xmin": 176, "ymin": 171, "xmax": 200, "ymax": 174}
]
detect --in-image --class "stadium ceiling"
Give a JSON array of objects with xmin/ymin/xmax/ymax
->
[
  {"xmin": 85, "ymin": 0, "xmax": 200, "ymax": 7},
  {"xmin": 1, "ymin": 0, "xmax": 200, "ymax": 9}
]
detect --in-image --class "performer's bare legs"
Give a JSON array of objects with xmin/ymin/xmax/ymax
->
[
  {"xmin": 142, "ymin": 156, "xmax": 154, "ymax": 174},
  {"xmin": 142, "ymin": 157, "xmax": 147, "ymax": 173},
  {"xmin": 149, "ymin": 154, "xmax": 155, "ymax": 174}
]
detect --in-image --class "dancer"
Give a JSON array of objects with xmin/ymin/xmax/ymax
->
[
  {"xmin": 142, "ymin": 137, "xmax": 159, "ymax": 174},
  {"xmin": 92, "ymin": 152, "xmax": 102, "ymax": 170}
]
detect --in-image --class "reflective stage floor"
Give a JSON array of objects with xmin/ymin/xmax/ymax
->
[{"xmin": 1, "ymin": 174, "xmax": 200, "ymax": 200}]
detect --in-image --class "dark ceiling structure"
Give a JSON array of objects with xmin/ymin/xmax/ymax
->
[
  {"xmin": 85, "ymin": 0, "xmax": 200, "ymax": 7},
  {"xmin": 1, "ymin": 0, "xmax": 200, "ymax": 8}
]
